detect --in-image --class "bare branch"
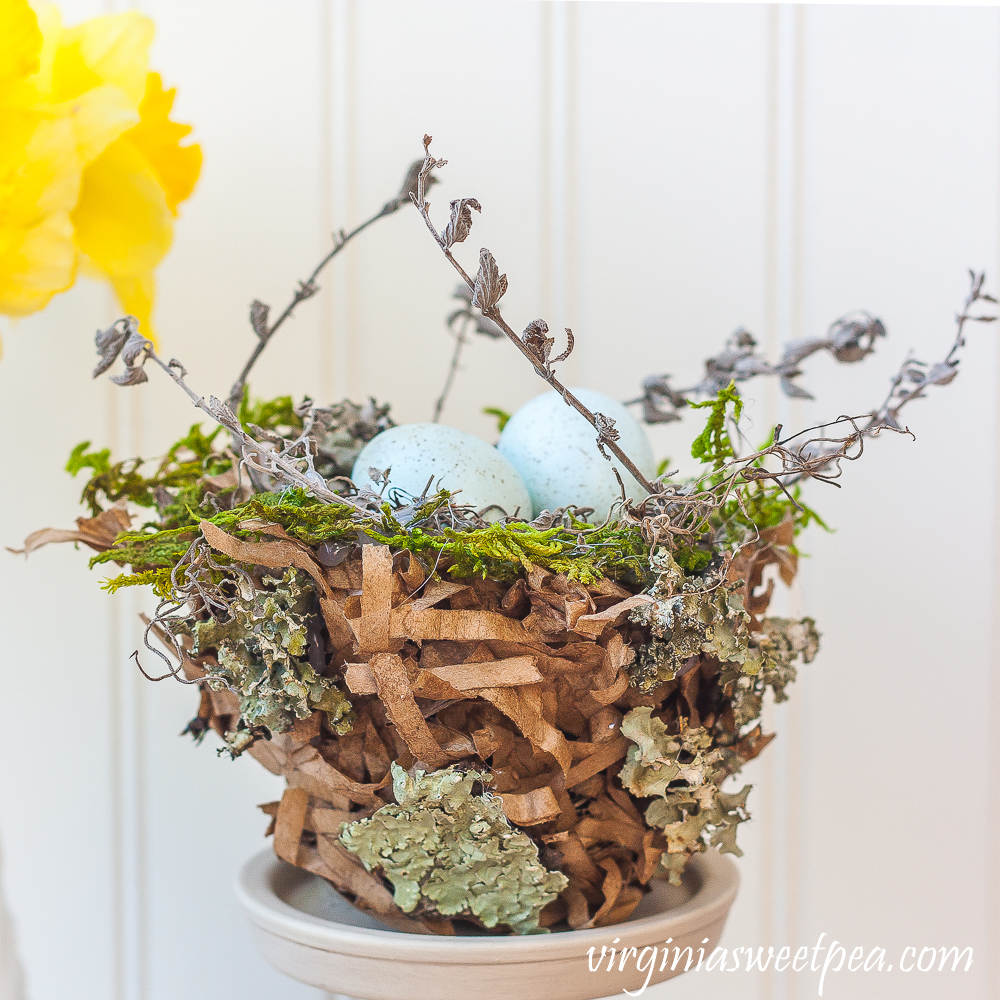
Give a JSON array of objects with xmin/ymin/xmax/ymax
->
[
  {"xmin": 410, "ymin": 135, "xmax": 660, "ymax": 497},
  {"xmin": 227, "ymin": 156, "xmax": 430, "ymax": 410}
]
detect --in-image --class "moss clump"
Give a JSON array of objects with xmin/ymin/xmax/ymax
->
[
  {"xmin": 340, "ymin": 764, "xmax": 568, "ymax": 934},
  {"xmin": 93, "ymin": 487, "xmax": 650, "ymax": 595}
]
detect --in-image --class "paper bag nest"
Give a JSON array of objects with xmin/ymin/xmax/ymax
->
[{"xmin": 173, "ymin": 518, "xmax": 800, "ymax": 936}]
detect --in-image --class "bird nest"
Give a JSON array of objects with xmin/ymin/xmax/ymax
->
[
  {"xmin": 168, "ymin": 516, "xmax": 808, "ymax": 935},
  {"xmin": 16, "ymin": 135, "xmax": 991, "ymax": 937}
]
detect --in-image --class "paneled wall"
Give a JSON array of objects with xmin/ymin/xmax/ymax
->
[{"xmin": 1, "ymin": 4, "xmax": 998, "ymax": 1000}]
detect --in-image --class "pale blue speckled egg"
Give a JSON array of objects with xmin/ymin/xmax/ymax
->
[
  {"xmin": 351, "ymin": 423, "xmax": 532, "ymax": 519},
  {"xmin": 497, "ymin": 388, "xmax": 656, "ymax": 519}
]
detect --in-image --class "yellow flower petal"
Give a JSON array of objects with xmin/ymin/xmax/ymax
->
[
  {"xmin": 109, "ymin": 270, "xmax": 155, "ymax": 342},
  {"xmin": 0, "ymin": 0, "xmax": 42, "ymax": 88},
  {"xmin": 50, "ymin": 11, "xmax": 152, "ymax": 106},
  {"xmin": 57, "ymin": 81, "xmax": 139, "ymax": 165},
  {"xmin": 0, "ymin": 106, "xmax": 82, "ymax": 314},
  {"xmin": 72, "ymin": 134, "xmax": 172, "ymax": 276},
  {"xmin": 0, "ymin": 205, "xmax": 74, "ymax": 315},
  {"xmin": 127, "ymin": 72, "xmax": 202, "ymax": 214}
]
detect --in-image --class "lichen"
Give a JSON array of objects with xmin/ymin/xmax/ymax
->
[
  {"xmin": 724, "ymin": 615, "xmax": 820, "ymax": 728},
  {"xmin": 619, "ymin": 707, "xmax": 751, "ymax": 884},
  {"xmin": 190, "ymin": 569, "xmax": 353, "ymax": 752},
  {"xmin": 339, "ymin": 763, "xmax": 568, "ymax": 934},
  {"xmin": 619, "ymin": 707, "xmax": 725, "ymax": 799},
  {"xmin": 628, "ymin": 549, "xmax": 761, "ymax": 691}
]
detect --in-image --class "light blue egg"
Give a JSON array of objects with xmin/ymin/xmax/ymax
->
[
  {"xmin": 352, "ymin": 423, "xmax": 532, "ymax": 519},
  {"xmin": 497, "ymin": 388, "xmax": 656, "ymax": 519}
]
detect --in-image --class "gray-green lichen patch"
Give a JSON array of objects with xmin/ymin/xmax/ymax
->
[
  {"xmin": 628, "ymin": 548, "xmax": 821, "ymax": 695},
  {"xmin": 191, "ymin": 568, "xmax": 352, "ymax": 753},
  {"xmin": 619, "ymin": 706, "xmax": 751, "ymax": 884},
  {"xmin": 628, "ymin": 549, "xmax": 761, "ymax": 692},
  {"xmin": 724, "ymin": 615, "xmax": 820, "ymax": 729},
  {"xmin": 339, "ymin": 763, "xmax": 568, "ymax": 934}
]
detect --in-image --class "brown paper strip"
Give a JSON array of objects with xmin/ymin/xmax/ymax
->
[
  {"xmin": 308, "ymin": 806, "xmax": 356, "ymax": 834},
  {"xmin": 359, "ymin": 546, "xmax": 394, "ymax": 653},
  {"xmin": 564, "ymin": 736, "xmax": 630, "ymax": 789},
  {"xmin": 573, "ymin": 595, "xmax": 654, "ymax": 638},
  {"xmin": 313, "ymin": 836, "xmax": 431, "ymax": 934},
  {"xmin": 477, "ymin": 685, "xmax": 572, "ymax": 774},
  {"xmin": 344, "ymin": 662, "xmax": 378, "ymax": 695},
  {"xmin": 497, "ymin": 786, "xmax": 562, "ymax": 826},
  {"xmin": 370, "ymin": 652, "xmax": 450, "ymax": 768},
  {"xmin": 429, "ymin": 656, "xmax": 542, "ymax": 691},
  {"xmin": 395, "ymin": 550, "xmax": 427, "ymax": 592},
  {"xmin": 585, "ymin": 858, "xmax": 625, "ymax": 928},
  {"xmin": 274, "ymin": 786, "xmax": 310, "ymax": 866},
  {"xmin": 589, "ymin": 671, "xmax": 629, "ymax": 706},
  {"xmin": 575, "ymin": 817, "xmax": 645, "ymax": 854},
  {"xmin": 200, "ymin": 520, "xmax": 333, "ymax": 599},
  {"xmin": 319, "ymin": 596, "xmax": 357, "ymax": 652},
  {"xmin": 405, "ymin": 580, "xmax": 469, "ymax": 612},
  {"xmin": 471, "ymin": 727, "xmax": 499, "ymax": 760},
  {"xmin": 290, "ymin": 712, "xmax": 322, "ymax": 743},
  {"xmin": 390, "ymin": 608, "xmax": 531, "ymax": 643}
]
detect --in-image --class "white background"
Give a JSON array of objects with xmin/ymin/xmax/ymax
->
[{"xmin": 1, "ymin": 3, "xmax": 999, "ymax": 1000}]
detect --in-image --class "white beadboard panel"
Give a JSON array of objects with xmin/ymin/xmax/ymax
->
[
  {"xmin": 574, "ymin": 5, "xmax": 775, "ymax": 999},
  {"xmin": 0, "ymin": 284, "xmax": 120, "ymax": 1000},
  {"xmin": 794, "ymin": 6, "xmax": 1000, "ymax": 1000},
  {"xmin": 345, "ymin": 0, "xmax": 550, "ymax": 435},
  {"xmin": 133, "ymin": 0, "xmax": 331, "ymax": 997}
]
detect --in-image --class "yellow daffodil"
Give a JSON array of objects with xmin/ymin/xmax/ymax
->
[{"xmin": 0, "ymin": 0, "xmax": 200, "ymax": 346}]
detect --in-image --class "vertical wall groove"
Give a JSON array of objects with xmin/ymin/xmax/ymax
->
[
  {"xmin": 323, "ymin": 0, "xmax": 359, "ymax": 403},
  {"xmin": 539, "ymin": 4, "xmax": 552, "ymax": 324},
  {"xmin": 765, "ymin": 7, "xmax": 807, "ymax": 998},
  {"xmin": 541, "ymin": 1, "xmax": 579, "ymax": 384},
  {"xmin": 319, "ymin": 0, "xmax": 334, "ymax": 405},
  {"xmin": 759, "ymin": 9, "xmax": 782, "ymax": 998},
  {"xmin": 784, "ymin": 12, "xmax": 807, "ymax": 999},
  {"xmin": 989, "ymin": 17, "xmax": 1000, "ymax": 985},
  {"xmin": 105, "ymin": 380, "xmax": 125, "ymax": 1000}
]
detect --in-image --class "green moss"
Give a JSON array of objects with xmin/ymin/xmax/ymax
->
[
  {"xmin": 67, "ymin": 423, "xmax": 230, "ymax": 520},
  {"xmin": 96, "ymin": 487, "xmax": 650, "ymax": 597},
  {"xmin": 689, "ymin": 380, "xmax": 743, "ymax": 469},
  {"xmin": 237, "ymin": 389, "xmax": 303, "ymax": 434}
]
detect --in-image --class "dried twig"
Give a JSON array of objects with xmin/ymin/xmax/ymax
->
[
  {"xmin": 93, "ymin": 317, "xmax": 378, "ymax": 510},
  {"xmin": 624, "ymin": 271, "xmax": 997, "ymax": 552},
  {"xmin": 227, "ymin": 158, "xmax": 428, "ymax": 411},
  {"xmin": 432, "ymin": 284, "xmax": 503, "ymax": 422},
  {"xmin": 629, "ymin": 316, "xmax": 887, "ymax": 424},
  {"xmin": 410, "ymin": 135, "xmax": 660, "ymax": 496}
]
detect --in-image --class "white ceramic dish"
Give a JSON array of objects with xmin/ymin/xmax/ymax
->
[{"xmin": 236, "ymin": 847, "xmax": 739, "ymax": 1000}]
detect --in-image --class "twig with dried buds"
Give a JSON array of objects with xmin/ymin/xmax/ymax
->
[
  {"xmin": 93, "ymin": 317, "xmax": 376, "ymax": 511},
  {"xmin": 227, "ymin": 158, "xmax": 429, "ymax": 411},
  {"xmin": 410, "ymin": 135, "xmax": 660, "ymax": 497}
]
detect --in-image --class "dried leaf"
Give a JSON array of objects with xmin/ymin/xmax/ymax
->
[
  {"xmin": 250, "ymin": 300, "xmax": 270, "ymax": 339},
  {"xmin": 441, "ymin": 198, "xmax": 481, "ymax": 249},
  {"xmin": 8, "ymin": 503, "xmax": 131, "ymax": 556},
  {"xmin": 110, "ymin": 365, "xmax": 149, "ymax": 386},
  {"xmin": 92, "ymin": 318, "xmax": 132, "ymax": 377},
  {"xmin": 471, "ymin": 248, "xmax": 507, "ymax": 313}
]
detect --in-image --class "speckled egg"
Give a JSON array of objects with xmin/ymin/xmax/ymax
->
[
  {"xmin": 351, "ymin": 423, "xmax": 532, "ymax": 519},
  {"xmin": 497, "ymin": 387, "xmax": 656, "ymax": 519}
]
